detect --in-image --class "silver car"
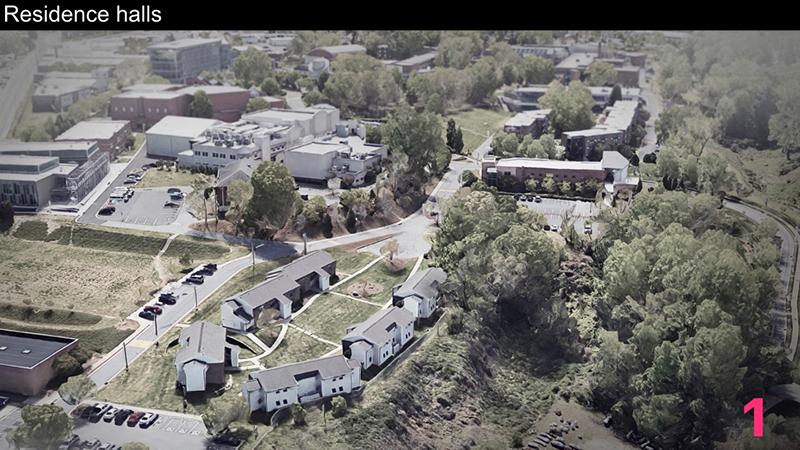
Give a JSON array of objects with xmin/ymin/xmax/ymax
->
[{"xmin": 138, "ymin": 412, "xmax": 159, "ymax": 428}]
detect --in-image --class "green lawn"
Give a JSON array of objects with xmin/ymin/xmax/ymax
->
[
  {"xmin": 137, "ymin": 167, "xmax": 210, "ymax": 188},
  {"xmin": 164, "ymin": 235, "xmax": 248, "ymax": 262},
  {"xmin": 446, "ymin": 108, "xmax": 511, "ymax": 153},
  {"xmin": 333, "ymin": 260, "xmax": 412, "ymax": 302},
  {"xmin": 292, "ymin": 293, "xmax": 381, "ymax": 342},
  {"xmin": 263, "ymin": 327, "xmax": 335, "ymax": 369},
  {"xmin": 0, "ymin": 302, "xmax": 102, "ymax": 326},
  {"xmin": 326, "ymin": 247, "xmax": 377, "ymax": 274}
]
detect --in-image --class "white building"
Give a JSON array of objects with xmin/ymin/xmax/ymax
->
[
  {"xmin": 282, "ymin": 137, "xmax": 385, "ymax": 187},
  {"xmin": 242, "ymin": 355, "xmax": 361, "ymax": 413},
  {"xmin": 242, "ymin": 105, "xmax": 339, "ymax": 137},
  {"xmin": 392, "ymin": 268, "xmax": 447, "ymax": 320},
  {"xmin": 175, "ymin": 321, "xmax": 240, "ymax": 393},
  {"xmin": 341, "ymin": 307, "xmax": 415, "ymax": 371},
  {"xmin": 145, "ymin": 116, "xmax": 221, "ymax": 158}
]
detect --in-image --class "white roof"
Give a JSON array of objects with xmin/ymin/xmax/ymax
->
[
  {"xmin": 149, "ymin": 38, "xmax": 219, "ymax": 50},
  {"xmin": 600, "ymin": 151, "xmax": 629, "ymax": 170},
  {"xmin": 289, "ymin": 141, "xmax": 349, "ymax": 156},
  {"xmin": 505, "ymin": 110, "xmax": 551, "ymax": 127},
  {"xmin": 56, "ymin": 120, "xmax": 129, "ymax": 141},
  {"xmin": 146, "ymin": 116, "xmax": 220, "ymax": 138},
  {"xmin": 495, "ymin": 157, "xmax": 603, "ymax": 172},
  {"xmin": 563, "ymin": 128, "xmax": 623, "ymax": 138}
]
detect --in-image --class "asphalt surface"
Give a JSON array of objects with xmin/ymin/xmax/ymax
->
[
  {"xmin": 516, "ymin": 196, "xmax": 598, "ymax": 233},
  {"xmin": 723, "ymin": 199, "xmax": 800, "ymax": 353},
  {"xmin": 71, "ymin": 403, "xmax": 209, "ymax": 450},
  {"xmin": 102, "ymin": 188, "xmax": 184, "ymax": 227}
]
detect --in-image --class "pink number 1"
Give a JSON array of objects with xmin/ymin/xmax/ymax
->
[{"xmin": 744, "ymin": 398, "xmax": 763, "ymax": 438}]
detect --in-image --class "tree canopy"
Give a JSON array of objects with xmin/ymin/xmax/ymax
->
[
  {"xmin": 244, "ymin": 161, "xmax": 298, "ymax": 237},
  {"xmin": 539, "ymin": 81, "xmax": 595, "ymax": 136},
  {"xmin": 8, "ymin": 405, "xmax": 73, "ymax": 450}
]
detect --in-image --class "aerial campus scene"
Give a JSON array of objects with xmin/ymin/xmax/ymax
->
[{"xmin": 0, "ymin": 24, "xmax": 798, "ymax": 450}]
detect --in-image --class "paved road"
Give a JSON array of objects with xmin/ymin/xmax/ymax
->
[
  {"xmin": 723, "ymin": 199, "xmax": 800, "ymax": 355},
  {"xmin": 472, "ymin": 134, "xmax": 494, "ymax": 161},
  {"xmin": 637, "ymin": 65, "xmax": 663, "ymax": 160}
]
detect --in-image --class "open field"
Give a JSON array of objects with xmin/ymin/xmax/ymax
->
[
  {"xmin": 137, "ymin": 167, "xmax": 210, "ymax": 188},
  {"xmin": 446, "ymin": 108, "xmax": 511, "ymax": 153},
  {"xmin": 262, "ymin": 327, "xmax": 335, "ymax": 369},
  {"xmin": 0, "ymin": 318, "xmax": 134, "ymax": 354},
  {"xmin": 0, "ymin": 301, "xmax": 102, "ymax": 326},
  {"xmin": 164, "ymin": 234, "xmax": 249, "ymax": 262},
  {"xmin": 0, "ymin": 232, "xmax": 163, "ymax": 319},
  {"xmin": 333, "ymin": 258, "xmax": 412, "ymax": 302},
  {"xmin": 292, "ymin": 293, "xmax": 381, "ymax": 342},
  {"xmin": 325, "ymin": 247, "xmax": 376, "ymax": 275}
]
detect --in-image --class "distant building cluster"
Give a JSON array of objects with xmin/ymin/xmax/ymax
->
[{"xmin": 147, "ymin": 38, "xmax": 232, "ymax": 84}]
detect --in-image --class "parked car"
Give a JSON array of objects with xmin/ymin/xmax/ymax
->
[
  {"xmin": 159, "ymin": 292, "xmax": 177, "ymax": 305},
  {"xmin": 138, "ymin": 310, "xmax": 156, "ymax": 321},
  {"xmin": 98, "ymin": 206, "xmax": 116, "ymax": 216},
  {"xmin": 98, "ymin": 444, "xmax": 117, "ymax": 450},
  {"xmin": 89, "ymin": 404, "xmax": 112, "ymax": 422},
  {"xmin": 194, "ymin": 267, "xmax": 214, "ymax": 276},
  {"xmin": 526, "ymin": 195, "xmax": 535, "ymax": 201},
  {"xmin": 57, "ymin": 434, "xmax": 80, "ymax": 450},
  {"xmin": 534, "ymin": 195, "xmax": 542, "ymax": 203},
  {"xmin": 203, "ymin": 263, "xmax": 218, "ymax": 272},
  {"xmin": 81, "ymin": 438, "xmax": 102, "ymax": 450},
  {"xmin": 139, "ymin": 412, "xmax": 159, "ymax": 428},
  {"xmin": 113, "ymin": 409, "xmax": 133, "ymax": 425},
  {"xmin": 0, "ymin": 396, "xmax": 8, "ymax": 409},
  {"xmin": 102, "ymin": 407, "xmax": 118, "ymax": 422},
  {"xmin": 127, "ymin": 411, "xmax": 145, "ymax": 426},
  {"xmin": 164, "ymin": 201, "xmax": 180, "ymax": 208},
  {"xmin": 584, "ymin": 223, "xmax": 593, "ymax": 235},
  {"xmin": 143, "ymin": 305, "xmax": 163, "ymax": 315},
  {"xmin": 167, "ymin": 187, "xmax": 181, "ymax": 194},
  {"xmin": 123, "ymin": 178, "xmax": 137, "ymax": 184},
  {"xmin": 187, "ymin": 274, "xmax": 205, "ymax": 284}
]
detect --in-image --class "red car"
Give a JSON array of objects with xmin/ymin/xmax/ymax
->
[
  {"xmin": 127, "ymin": 411, "xmax": 145, "ymax": 426},
  {"xmin": 143, "ymin": 305, "xmax": 163, "ymax": 315}
]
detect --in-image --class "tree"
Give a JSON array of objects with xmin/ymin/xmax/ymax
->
[
  {"xmin": 189, "ymin": 90, "xmax": 213, "ymax": 118},
  {"xmin": 291, "ymin": 404, "xmax": 306, "ymax": 426},
  {"xmin": 608, "ymin": 84, "xmax": 623, "ymax": 106},
  {"xmin": 301, "ymin": 88, "xmax": 327, "ymax": 107},
  {"xmin": 383, "ymin": 106, "xmax": 449, "ymax": 191},
  {"xmin": 467, "ymin": 57, "xmax": 501, "ymax": 105},
  {"xmin": 585, "ymin": 61, "xmax": 617, "ymax": 86},
  {"xmin": 121, "ymin": 443, "xmax": 149, "ymax": 450},
  {"xmin": 260, "ymin": 77, "xmax": 283, "ymax": 96},
  {"xmin": 541, "ymin": 175, "xmax": 557, "ymax": 194},
  {"xmin": 436, "ymin": 35, "xmax": 478, "ymax": 69},
  {"xmin": 331, "ymin": 396, "xmax": 347, "ymax": 418},
  {"xmin": 179, "ymin": 250, "xmax": 194, "ymax": 267},
  {"xmin": 244, "ymin": 161, "xmax": 298, "ymax": 237},
  {"xmin": 188, "ymin": 175, "xmax": 214, "ymax": 230},
  {"xmin": 345, "ymin": 208, "xmax": 357, "ymax": 233},
  {"xmin": 452, "ymin": 127, "xmax": 464, "ymax": 154},
  {"xmin": 366, "ymin": 125, "xmax": 383, "ymax": 144},
  {"xmin": 380, "ymin": 239, "xmax": 400, "ymax": 261},
  {"xmin": 142, "ymin": 74, "xmax": 170, "ymax": 84},
  {"xmin": 58, "ymin": 374, "xmax": 95, "ymax": 405},
  {"xmin": 201, "ymin": 397, "xmax": 248, "ymax": 435},
  {"xmin": 232, "ymin": 47, "xmax": 273, "ymax": 87},
  {"xmin": 460, "ymin": 170, "xmax": 478, "ymax": 187},
  {"xmin": 7, "ymin": 405, "xmax": 73, "ymax": 450},
  {"xmin": 519, "ymin": 55, "xmax": 555, "ymax": 85},
  {"xmin": 246, "ymin": 97, "xmax": 269, "ymax": 113},
  {"xmin": 226, "ymin": 179, "xmax": 254, "ymax": 231},
  {"xmin": 323, "ymin": 54, "xmax": 401, "ymax": 115},
  {"xmin": 769, "ymin": 79, "xmax": 800, "ymax": 160},
  {"xmin": 539, "ymin": 81, "xmax": 595, "ymax": 136},
  {"xmin": 302, "ymin": 196, "xmax": 327, "ymax": 226},
  {"xmin": 0, "ymin": 201, "xmax": 13, "ymax": 232},
  {"xmin": 321, "ymin": 212, "xmax": 333, "ymax": 238},
  {"xmin": 491, "ymin": 132, "xmax": 519, "ymax": 158}
]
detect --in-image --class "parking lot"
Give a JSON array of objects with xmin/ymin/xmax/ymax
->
[
  {"xmin": 71, "ymin": 403, "xmax": 211, "ymax": 450},
  {"xmin": 97, "ymin": 188, "xmax": 185, "ymax": 226},
  {"xmin": 515, "ymin": 196, "xmax": 598, "ymax": 234}
]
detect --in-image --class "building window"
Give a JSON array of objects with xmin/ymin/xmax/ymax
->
[
  {"xmin": 283, "ymin": 399, "xmax": 288, "ymax": 405},
  {"xmin": 339, "ymin": 387, "xmax": 343, "ymax": 392},
  {"xmin": 332, "ymin": 389, "xmax": 336, "ymax": 394},
  {"xmin": 148, "ymin": 108, "xmax": 152, "ymax": 113},
  {"xmin": 275, "ymin": 401, "xmax": 280, "ymax": 406}
]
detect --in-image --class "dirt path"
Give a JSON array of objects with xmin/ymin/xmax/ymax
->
[{"xmin": 153, "ymin": 233, "xmax": 180, "ymax": 284}]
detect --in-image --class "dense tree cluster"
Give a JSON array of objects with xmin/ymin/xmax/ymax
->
[
  {"xmin": 590, "ymin": 190, "xmax": 792, "ymax": 448},
  {"xmin": 321, "ymin": 53, "xmax": 402, "ymax": 116},
  {"xmin": 539, "ymin": 81, "xmax": 595, "ymax": 136},
  {"xmin": 491, "ymin": 132, "xmax": 562, "ymax": 159},
  {"xmin": 383, "ymin": 106, "xmax": 450, "ymax": 194}
]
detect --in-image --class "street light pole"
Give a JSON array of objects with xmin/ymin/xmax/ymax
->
[
  {"xmin": 154, "ymin": 313, "xmax": 158, "ymax": 336},
  {"xmin": 122, "ymin": 340, "xmax": 129, "ymax": 371},
  {"xmin": 194, "ymin": 285, "xmax": 198, "ymax": 310}
]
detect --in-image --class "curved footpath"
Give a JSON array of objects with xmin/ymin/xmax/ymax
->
[{"xmin": 723, "ymin": 199, "xmax": 800, "ymax": 360}]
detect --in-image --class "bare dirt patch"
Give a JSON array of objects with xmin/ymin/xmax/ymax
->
[
  {"xmin": 348, "ymin": 280, "xmax": 384, "ymax": 297},
  {"xmin": 534, "ymin": 399, "xmax": 637, "ymax": 450}
]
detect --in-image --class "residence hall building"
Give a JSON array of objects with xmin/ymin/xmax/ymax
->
[
  {"xmin": 55, "ymin": 119, "xmax": 132, "ymax": 157},
  {"xmin": 392, "ymin": 267, "xmax": 447, "ymax": 320},
  {"xmin": 242, "ymin": 355, "xmax": 361, "ymax": 413},
  {"xmin": 562, "ymin": 100, "xmax": 640, "ymax": 159},
  {"xmin": 111, "ymin": 84, "xmax": 249, "ymax": 130},
  {"xmin": 503, "ymin": 109, "xmax": 551, "ymax": 139},
  {"xmin": 221, "ymin": 251, "xmax": 337, "ymax": 333},
  {"xmin": 148, "ymin": 38, "xmax": 231, "ymax": 84},
  {"xmin": 0, "ymin": 329, "xmax": 78, "ymax": 396},
  {"xmin": 481, "ymin": 150, "xmax": 640, "ymax": 196},
  {"xmin": 175, "ymin": 321, "xmax": 240, "ymax": 393},
  {"xmin": 341, "ymin": 306, "xmax": 415, "ymax": 372},
  {"xmin": 305, "ymin": 44, "xmax": 366, "ymax": 61}
]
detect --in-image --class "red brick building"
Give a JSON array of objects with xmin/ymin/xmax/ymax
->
[
  {"xmin": 55, "ymin": 120, "xmax": 132, "ymax": 157},
  {"xmin": 110, "ymin": 85, "xmax": 250, "ymax": 131}
]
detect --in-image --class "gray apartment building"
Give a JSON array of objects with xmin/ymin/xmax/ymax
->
[{"xmin": 148, "ymin": 38, "xmax": 231, "ymax": 84}]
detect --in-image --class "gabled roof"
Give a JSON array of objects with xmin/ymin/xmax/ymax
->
[
  {"xmin": 249, "ymin": 355, "xmax": 355, "ymax": 392},
  {"xmin": 601, "ymin": 151, "xmax": 629, "ymax": 170},
  {"xmin": 393, "ymin": 268, "xmax": 447, "ymax": 300},
  {"xmin": 175, "ymin": 321, "xmax": 226, "ymax": 366},
  {"xmin": 343, "ymin": 306, "xmax": 415, "ymax": 345},
  {"xmin": 216, "ymin": 158, "xmax": 258, "ymax": 187}
]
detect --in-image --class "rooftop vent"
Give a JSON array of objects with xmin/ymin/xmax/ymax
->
[
  {"xmin": 21, "ymin": 349, "xmax": 31, "ymax": 354},
  {"xmin": 0, "ymin": 346, "xmax": 7, "ymax": 351}
]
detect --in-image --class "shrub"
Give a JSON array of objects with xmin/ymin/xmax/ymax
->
[
  {"xmin": 331, "ymin": 396, "xmax": 347, "ymax": 418},
  {"xmin": 291, "ymin": 404, "xmax": 306, "ymax": 426},
  {"xmin": 447, "ymin": 309, "xmax": 465, "ymax": 335}
]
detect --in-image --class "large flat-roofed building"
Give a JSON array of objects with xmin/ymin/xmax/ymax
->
[
  {"xmin": 55, "ymin": 120, "xmax": 132, "ymax": 157},
  {"xmin": 615, "ymin": 51, "xmax": 647, "ymax": 68},
  {"xmin": 282, "ymin": 137, "xmax": 385, "ymax": 187},
  {"xmin": 481, "ymin": 150, "xmax": 639, "ymax": 196},
  {"xmin": 389, "ymin": 52, "xmax": 437, "ymax": 76},
  {"xmin": 500, "ymin": 86, "xmax": 550, "ymax": 112},
  {"xmin": 615, "ymin": 66, "xmax": 641, "ymax": 87},
  {"xmin": 562, "ymin": 100, "xmax": 640, "ymax": 159},
  {"xmin": 0, "ymin": 329, "xmax": 78, "ymax": 396},
  {"xmin": 32, "ymin": 79, "xmax": 95, "ymax": 113},
  {"xmin": 588, "ymin": 86, "xmax": 641, "ymax": 109},
  {"xmin": 503, "ymin": 109, "xmax": 551, "ymax": 138},
  {"xmin": 555, "ymin": 52, "xmax": 596, "ymax": 81},
  {"xmin": 148, "ymin": 38, "xmax": 230, "ymax": 84},
  {"xmin": 111, "ymin": 85, "xmax": 250, "ymax": 130},
  {"xmin": 242, "ymin": 355, "xmax": 361, "ymax": 413},
  {"xmin": 306, "ymin": 44, "xmax": 366, "ymax": 61},
  {"xmin": 242, "ymin": 105, "xmax": 340, "ymax": 137},
  {"xmin": 0, "ymin": 155, "xmax": 76, "ymax": 210},
  {"xmin": 0, "ymin": 141, "xmax": 100, "ymax": 165},
  {"xmin": 145, "ymin": 116, "xmax": 221, "ymax": 158}
]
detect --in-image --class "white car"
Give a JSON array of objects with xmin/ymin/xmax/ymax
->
[
  {"xmin": 102, "ymin": 407, "xmax": 118, "ymax": 422},
  {"xmin": 139, "ymin": 412, "xmax": 159, "ymax": 428}
]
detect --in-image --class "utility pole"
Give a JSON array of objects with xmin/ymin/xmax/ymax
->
[
  {"xmin": 302, "ymin": 232, "xmax": 307, "ymax": 255},
  {"xmin": 194, "ymin": 285, "xmax": 198, "ymax": 310},
  {"xmin": 122, "ymin": 340, "xmax": 129, "ymax": 371},
  {"xmin": 154, "ymin": 313, "xmax": 158, "ymax": 336}
]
